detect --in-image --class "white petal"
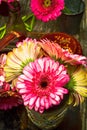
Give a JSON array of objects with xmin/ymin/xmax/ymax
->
[
  {"xmin": 17, "ymin": 83, "xmax": 26, "ymax": 89},
  {"xmin": 38, "ymin": 59, "xmax": 44, "ymax": 71},
  {"xmin": 50, "ymin": 98, "xmax": 57, "ymax": 105},
  {"xmin": 45, "ymin": 102, "xmax": 50, "ymax": 109},
  {"xmin": 40, "ymin": 96, "xmax": 45, "ymax": 106},
  {"xmin": 29, "ymin": 96, "xmax": 37, "ymax": 106},
  {"xmin": 55, "ymin": 95, "xmax": 60, "ymax": 102},
  {"xmin": 55, "ymin": 91, "xmax": 63, "ymax": 99},
  {"xmin": 44, "ymin": 98, "xmax": 50, "ymax": 109},
  {"xmin": 19, "ymin": 89, "xmax": 30, "ymax": 94},
  {"xmin": 50, "ymin": 93, "xmax": 55, "ymax": 99},
  {"xmin": 23, "ymin": 69, "xmax": 33, "ymax": 79},
  {"xmin": 35, "ymin": 97, "xmax": 40, "ymax": 108}
]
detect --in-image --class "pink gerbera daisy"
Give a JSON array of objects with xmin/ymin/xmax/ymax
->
[
  {"xmin": 0, "ymin": 92, "xmax": 23, "ymax": 110},
  {"xmin": 30, "ymin": 0, "xmax": 64, "ymax": 22},
  {"xmin": 62, "ymin": 49, "xmax": 87, "ymax": 67},
  {"xmin": 17, "ymin": 57, "xmax": 69, "ymax": 113}
]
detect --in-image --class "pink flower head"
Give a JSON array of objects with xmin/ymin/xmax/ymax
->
[
  {"xmin": 30, "ymin": 0, "xmax": 64, "ymax": 22},
  {"xmin": 17, "ymin": 57, "xmax": 69, "ymax": 113},
  {"xmin": 0, "ymin": 92, "xmax": 23, "ymax": 110},
  {"xmin": 62, "ymin": 49, "xmax": 87, "ymax": 67},
  {"xmin": 0, "ymin": 82, "xmax": 23, "ymax": 110}
]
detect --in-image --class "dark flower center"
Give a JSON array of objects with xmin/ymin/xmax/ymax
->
[{"xmin": 40, "ymin": 81, "xmax": 48, "ymax": 88}]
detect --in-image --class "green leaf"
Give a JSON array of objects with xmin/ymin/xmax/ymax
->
[{"xmin": 0, "ymin": 25, "xmax": 6, "ymax": 39}]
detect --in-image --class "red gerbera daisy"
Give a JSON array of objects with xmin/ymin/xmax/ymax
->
[{"xmin": 0, "ymin": 82, "xmax": 23, "ymax": 110}]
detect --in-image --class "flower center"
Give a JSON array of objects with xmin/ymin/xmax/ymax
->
[
  {"xmin": 43, "ymin": 0, "xmax": 51, "ymax": 7},
  {"xmin": 40, "ymin": 81, "xmax": 48, "ymax": 88},
  {"xmin": 40, "ymin": 76, "xmax": 49, "ymax": 88}
]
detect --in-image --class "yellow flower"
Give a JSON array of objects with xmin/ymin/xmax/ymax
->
[
  {"xmin": 67, "ymin": 67, "xmax": 87, "ymax": 106},
  {"xmin": 4, "ymin": 38, "xmax": 41, "ymax": 82},
  {"xmin": 68, "ymin": 92, "xmax": 84, "ymax": 106},
  {"xmin": 73, "ymin": 67, "xmax": 87, "ymax": 97}
]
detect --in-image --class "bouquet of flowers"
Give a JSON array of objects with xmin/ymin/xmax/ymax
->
[
  {"xmin": 0, "ymin": 35, "xmax": 87, "ymax": 113},
  {"xmin": 0, "ymin": 0, "xmax": 86, "ymax": 129}
]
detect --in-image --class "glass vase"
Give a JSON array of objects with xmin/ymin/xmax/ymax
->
[{"xmin": 26, "ymin": 97, "xmax": 68, "ymax": 130}]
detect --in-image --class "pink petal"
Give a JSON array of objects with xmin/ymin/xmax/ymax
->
[
  {"xmin": 40, "ymin": 96, "xmax": 45, "ymax": 106},
  {"xmin": 29, "ymin": 96, "xmax": 37, "ymax": 106},
  {"xmin": 35, "ymin": 97, "xmax": 40, "ymax": 111}
]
